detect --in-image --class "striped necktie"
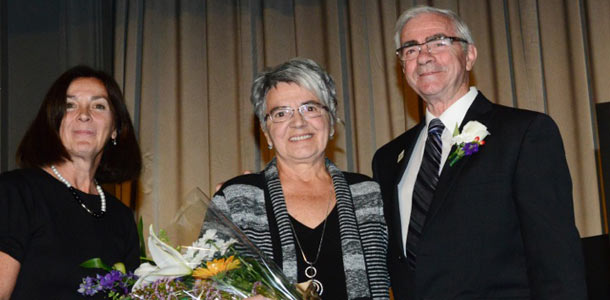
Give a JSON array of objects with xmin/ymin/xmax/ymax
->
[{"xmin": 406, "ymin": 118, "xmax": 445, "ymax": 270}]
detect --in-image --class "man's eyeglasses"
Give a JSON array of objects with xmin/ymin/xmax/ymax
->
[
  {"xmin": 395, "ymin": 35, "xmax": 468, "ymax": 61},
  {"xmin": 265, "ymin": 102, "xmax": 329, "ymax": 123}
]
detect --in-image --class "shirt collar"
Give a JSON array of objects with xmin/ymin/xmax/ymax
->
[{"xmin": 425, "ymin": 87, "xmax": 478, "ymax": 132}]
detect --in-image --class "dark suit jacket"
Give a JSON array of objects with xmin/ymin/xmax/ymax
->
[{"xmin": 372, "ymin": 93, "xmax": 587, "ymax": 300}]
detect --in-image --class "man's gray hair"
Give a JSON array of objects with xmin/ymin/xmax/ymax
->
[
  {"xmin": 394, "ymin": 5, "xmax": 474, "ymax": 49},
  {"xmin": 251, "ymin": 58, "xmax": 338, "ymax": 132}
]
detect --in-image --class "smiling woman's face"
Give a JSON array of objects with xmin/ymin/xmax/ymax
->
[
  {"xmin": 59, "ymin": 77, "xmax": 116, "ymax": 163},
  {"xmin": 263, "ymin": 82, "xmax": 331, "ymax": 165}
]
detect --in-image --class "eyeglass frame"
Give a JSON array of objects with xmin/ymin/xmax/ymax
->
[
  {"xmin": 264, "ymin": 102, "xmax": 329, "ymax": 123},
  {"xmin": 395, "ymin": 35, "xmax": 469, "ymax": 61}
]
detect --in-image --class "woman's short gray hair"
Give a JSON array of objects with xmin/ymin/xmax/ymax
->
[
  {"xmin": 394, "ymin": 6, "xmax": 474, "ymax": 50},
  {"xmin": 251, "ymin": 58, "xmax": 338, "ymax": 132}
]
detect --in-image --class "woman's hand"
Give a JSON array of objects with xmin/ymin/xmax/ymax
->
[{"xmin": 0, "ymin": 251, "xmax": 20, "ymax": 300}]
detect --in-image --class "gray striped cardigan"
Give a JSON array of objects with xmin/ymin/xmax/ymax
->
[{"xmin": 201, "ymin": 158, "xmax": 389, "ymax": 299}]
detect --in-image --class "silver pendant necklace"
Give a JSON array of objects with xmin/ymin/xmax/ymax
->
[
  {"xmin": 288, "ymin": 186, "xmax": 334, "ymax": 296},
  {"xmin": 51, "ymin": 165, "xmax": 106, "ymax": 218}
]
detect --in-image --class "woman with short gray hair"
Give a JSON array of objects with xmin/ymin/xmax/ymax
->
[
  {"xmin": 251, "ymin": 58, "xmax": 339, "ymax": 133},
  {"xmin": 202, "ymin": 58, "xmax": 390, "ymax": 299}
]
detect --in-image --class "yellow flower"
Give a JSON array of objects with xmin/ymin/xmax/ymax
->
[{"xmin": 192, "ymin": 256, "xmax": 241, "ymax": 279}]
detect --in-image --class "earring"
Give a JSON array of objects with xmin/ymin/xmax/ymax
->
[
  {"xmin": 329, "ymin": 133, "xmax": 334, "ymax": 140},
  {"xmin": 268, "ymin": 144, "xmax": 273, "ymax": 150},
  {"xmin": 112, "ymin": 138, "xmax": 117, "ymax": 146}
]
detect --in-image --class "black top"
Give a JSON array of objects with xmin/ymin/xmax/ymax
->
[
  {"xmin": 290, "ymin": 206, "xmax": 348, "ymax": 300},
  {"xmin": 0, "ymin": 168, "xmax": 140, "ymax": 299},
  {"xmin": 266, "ymin": 199, "xmax": 348, "ymax": 300}
]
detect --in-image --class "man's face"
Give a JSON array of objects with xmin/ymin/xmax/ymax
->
[{"xmin": 399, "ymin": 13, "xmax": 477, "ymax": 105}]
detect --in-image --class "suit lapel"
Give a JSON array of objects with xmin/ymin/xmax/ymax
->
[
  {"xmin": 394, "ymin": 122, "xmax": 425, "ymax": 186},
  {"xmin": 389, "ymin": 122, "xmax": 424, "ymax": 255},
  {"xmin": 425, "ymin": 94, "xmax": 494, "ymax": 226}
]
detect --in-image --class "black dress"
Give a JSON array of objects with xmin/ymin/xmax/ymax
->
[{"xmin": 0, "ymin": 168, "xmax": 140, "ymax": 299}]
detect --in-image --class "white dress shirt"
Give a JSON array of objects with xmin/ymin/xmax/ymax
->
[{"xmin": 398, "ymin": 87, "xmax": 479, "ymax": 255}]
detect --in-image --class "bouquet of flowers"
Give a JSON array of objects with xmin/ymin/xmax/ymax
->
[{"xmin": 78, "ymin": 188, "xmax": 313, "ymax": 299}]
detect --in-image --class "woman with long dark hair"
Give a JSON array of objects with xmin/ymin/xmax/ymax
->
[{"xmin": 0, "ymin": 66, "xmax": 142, "ymax": 299}]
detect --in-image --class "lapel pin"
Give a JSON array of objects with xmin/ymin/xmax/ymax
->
[{"xmin": 397, "ymin": 149, "xmax": 404, "ymax": 163}]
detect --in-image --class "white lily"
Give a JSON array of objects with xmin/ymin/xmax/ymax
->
[{"xmin": 132, "ymin": 225, "xmax": 193, "ymax": 290}]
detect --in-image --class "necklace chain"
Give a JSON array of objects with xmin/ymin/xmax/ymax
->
[
  {"xmin": 51, "ymin": 165, "xmax": 106, "ymax": 218},
  {"xmin": 287, "ymin": 184, "xmax": 334, "ymax": 296}
]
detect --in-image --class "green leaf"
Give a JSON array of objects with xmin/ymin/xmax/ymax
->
[
  {"xmin": 113, "ymin": 262, "xmax": 127, "ymax": 274},
  {"xmin": 138, "ymin": 216, "xmax": 146, "ymax": 260},
  {"xmin": 80, "ymin": 258, "xmax": 112, "ymax": 271},
  {"xmin": 452, "ymin": 124, "xmax": 460, "ymax": 137}
]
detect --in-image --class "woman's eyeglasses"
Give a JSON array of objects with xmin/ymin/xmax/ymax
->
[{"xmin": 265, "ymin": 103, "xmax": 329, "ymax": 123}]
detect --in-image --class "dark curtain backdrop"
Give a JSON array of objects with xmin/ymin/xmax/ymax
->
[
  {"xmin": 1, "ymin": 0, "xmax": 7, "ymax": 172},
  {"xmin": 0, "ymin": 0, "xmax": 114, "ymax": 172},
  {"xmin": 112, "ymin": 0, "xmax": 610, "ymax": 245}
]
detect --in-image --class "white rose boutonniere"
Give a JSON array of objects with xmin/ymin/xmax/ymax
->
[{"xmin": 448, "ymin": 121, "xmax": 490, "ymax": 166}]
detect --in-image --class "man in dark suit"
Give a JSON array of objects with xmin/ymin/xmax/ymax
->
[{"xmin": 372, "ymin": 6, "xmax": 587, "ymax": 300}]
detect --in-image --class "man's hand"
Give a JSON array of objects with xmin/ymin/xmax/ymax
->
[{"xmin": 215, "ymin": 170, "xmax": 252, "ymax": 192}]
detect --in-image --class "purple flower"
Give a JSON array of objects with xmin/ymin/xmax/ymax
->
[
  {"xmin": 99, "ymin": 270, "xmax": 123, "ymax": 289},
  {"xmin": 116, "ymin": 271, "xmax": 137, "ymax": 294},
  {"xmin": 462, "ymin": 142, "xmax": 479, "ymax": 156},
  {"xmin": 77, "ymin": 276, "xmax": 100, "ymax": 296},
  {"xmin": 251, "ymin": 281, "xmax": 262, "ymax": 294}
]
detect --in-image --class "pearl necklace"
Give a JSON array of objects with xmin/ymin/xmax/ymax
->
[{"xmin": 51, "ymin": 165, "xmax": 106, "ymax": 218}]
